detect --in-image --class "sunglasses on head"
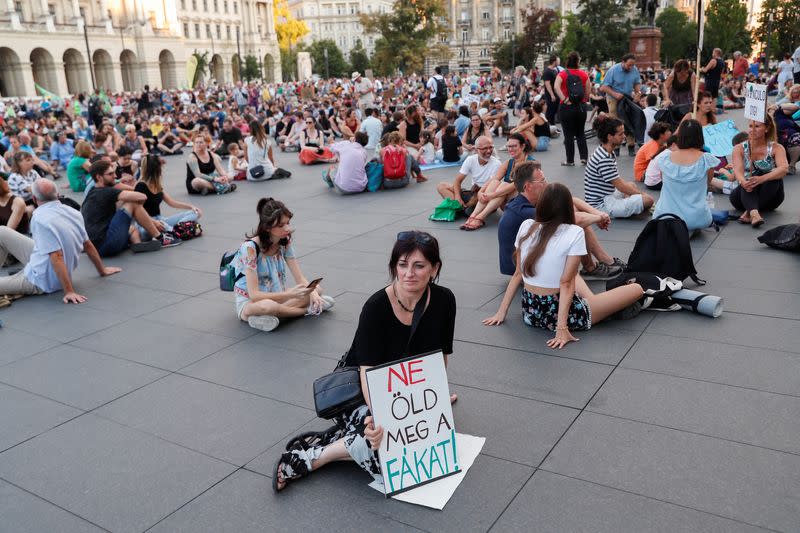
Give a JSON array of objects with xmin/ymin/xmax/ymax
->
[{"xmin": 397, "ymin": 231, "xmax": 434, "ymax": 245}]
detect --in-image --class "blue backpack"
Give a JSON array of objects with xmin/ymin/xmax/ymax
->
[{"xmin": 366, "ymin": 161, "xmax": 383, "ymax": 192}]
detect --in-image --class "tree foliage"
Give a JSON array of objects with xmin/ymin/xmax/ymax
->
[
  {"xmin": 703, "ymin": 0, "xmax": 751, "ymax": 60},
  {"xmin": 360, "ymin": 0, "xmax": 450, "ymax": 75},
  {"xmin": 304, "ymin": 39, "xmax": 349, "ymax": 78},
  {"xmin": 191, "ymin": 50, "xmax": 209, "ymax": 87},
  {"xmin": 273, "ymin": 0, "xmax": 309, "ymax": 50},
  {"xmin": 752, "ymin": 0, "xmax": 800, "ymax": 61},
  {"xmin": 655, "ymin": 7, "xmax": 697, "ymax": 66},
  {"xmin": 241, "ymin": 55, "xmax": 260, "ymax": 81},
  {"xmin": 518, "ymin": 5, "xmax": 560, "ymax": 68},
  {"xmin": 349, "ymin": 39, "xmax": 370, "ymax": 74},
  {"xmin": 280, "ymin": 48, "xmax": 296, "ymax": 81},
  {"xmin": 558, "ymin": 0, "xmax": 631, "ymax": 66}
]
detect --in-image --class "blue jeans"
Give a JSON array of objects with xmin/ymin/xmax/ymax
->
[
  {"xmin": 136, "ymin": 210, "xmax": 198, "ymax": 239},
  {"xmin": 97, "ymin": 209, "xmax": 133, "ymax": 257}
]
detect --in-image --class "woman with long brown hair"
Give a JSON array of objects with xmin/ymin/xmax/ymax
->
[
  {"xmin": 663, "ymin": 59, "xmax": 697, "ymax": 107},
  {"xmin": 0, "ymin": 174, "xmax": 29, "ymax": 234},
  {"xmin": 484, "ymin": 183, "xmax": 681, "ymax": 349},
  {"xmin": 682, "ymin": 91, "xmax": 716, "ymax": 127},
  {"xmin": 398, "ymin": 104, "xmax": 424, "ymax": 154},
  {"xmin": 232, "ymin": 197, "xmax": 334, "ymax": 332},
  {"xmin": 245, "ymin": 120, "xmax": 278, "ymax": 181}
]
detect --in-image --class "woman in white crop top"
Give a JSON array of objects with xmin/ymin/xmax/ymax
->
[{"xmin": 484, "ymin": 183, "xmax": 680, "ymax": 349}]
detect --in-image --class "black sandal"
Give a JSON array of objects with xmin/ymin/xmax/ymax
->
[
  {"xmin": 272, "ymin": 450, "xmax": 311, "ymax": 493},
  {"xmin": 284, "ymin": 425, "xmax": 339, "ymax": 451}
]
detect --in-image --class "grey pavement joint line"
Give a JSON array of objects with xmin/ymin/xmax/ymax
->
[
  {"xmin": 535, "ymin": 469, "xmax": 782, "ymax": 533},
  {"xmin": 0, "ymin": 475, "xmax": 113, "ymax": 533}
]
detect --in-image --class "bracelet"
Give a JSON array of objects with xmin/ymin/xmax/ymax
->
[{"xmin": 555, "ymin": 325, "xmax": 569, "ymax": 331}]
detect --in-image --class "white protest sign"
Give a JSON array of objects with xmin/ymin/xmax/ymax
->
[
  {"xmin": 744, "ymin": 83, "xmax": 767, "ymax": 123},
  {"xmin": 365, "ymin": 351, "xmax": 460, "ymax": 496}
]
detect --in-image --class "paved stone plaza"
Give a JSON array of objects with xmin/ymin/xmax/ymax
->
[{"xmin": 1, "ymin": 110, "xmax": 799, "ymax": 532}]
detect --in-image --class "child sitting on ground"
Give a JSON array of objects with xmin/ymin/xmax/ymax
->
[
  {"xmin": 436, "ymin": 125, "xmax": 464, "ymax": 163},
  {"xmin": 228, "ymin": 142, "xmax": 248, "ymax": 181},
  {"xmin": 709, "ymin": 131, "xmax": 748, "ymax": 194},
  {"xmin": 644, "ymin": 135, "xmax": 677, "ymax": 190},
  {"xmin": 416, "ymin": 131, "xmax": 436, "ymax": 165}
]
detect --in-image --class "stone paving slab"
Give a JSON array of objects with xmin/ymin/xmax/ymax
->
[{"xmin": 2, "ymin": 107, "xmax": 799, "ymax": 532}]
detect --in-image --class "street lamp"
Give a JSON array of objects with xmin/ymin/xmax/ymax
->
[
  {"xmin": 324, "ymin": 47, "xmax": 329, "ymax": 79},
  {"xmin": 510, "ymin": 31, "xmax": 516, "ymax": 72},
  {"xmin": 81, "ymin": 17, "xmax": 97, "ymax": 90},
  {"xmin": 764, "ymin": 12, "xmax": 774, "ymax": 73}
]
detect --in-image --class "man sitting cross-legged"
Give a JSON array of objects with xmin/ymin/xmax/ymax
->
[
  {"xmin": 584, "ymin": 116, "xmax": 654, "ymax": 218},
  {"xmin": 436, "ymin": 136, "xmax": 501, "ymax": 212},
  {"xmin": 0, "ymin": 178, "xmax": 121, "ymax": 304},
  {"xmin": 497, "ymin": 160, "xmax": 625, "ymax": 280},
  {"xmin": 81, "ymin": 160, "xmax": 180, "ymax": 258}
]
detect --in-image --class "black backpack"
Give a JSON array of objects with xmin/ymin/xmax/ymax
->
[
  {"xmin": 565, "ymin": 70, "xmax": 585, "ymax": 104},
  {"xmin": 757, "ymin": 224, "xmax": 800, "ymax": 252},
  {"xmin": 434, "ymin": 77, "xmax": 447, "ymax": 102},
  {"xmin": 626, "ymin": 214, "xmax": 705, "ymax": 285}
]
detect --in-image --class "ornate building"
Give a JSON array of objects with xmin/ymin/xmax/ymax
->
[
  {"xmin": 0, "ymin": 0, "xmax": 281, "ymax": 97},
  {"xmin": 288, "ymin": 0, "xmax": 394, "ymax": 58}
]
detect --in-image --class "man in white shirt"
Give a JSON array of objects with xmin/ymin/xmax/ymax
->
[
  {"xmin": 352, "ymin": 72, "xmax": 374, "ymax": 113},
  {"xmin": 358, "ymin": 108, "xmax": 383, "ymax": 154},
  {"xmin": 0, "ymin": 178, "xmax": 120, "ymax": 302},
  {"xmin": 793, "ymin": 45, "xmax": 800, "ymax": 84},
  {"xmin": 435, "ymin": 136, "xmax": 500, "ymax": 208},
  {"xmin": 426, "ymin": 66, "xmax": 447, "ymax": 120}
]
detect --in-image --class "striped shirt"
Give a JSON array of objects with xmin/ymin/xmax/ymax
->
[{"xmin": 584, "ymin": 146, "xmax": 619, "ymax": 208}]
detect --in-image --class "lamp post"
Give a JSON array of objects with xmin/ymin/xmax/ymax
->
[
  {"xmin": 764, "ymin": 12, "xmax": 774, "ymax": 73},
  {"xmin": 510, "ymin": 32, "xmax": 515, "ymax": 72},
  {"xmin": 324, "ymin": 47, "xmax": 329, "ymax": 79},
  {"xmin": 461, "ymin": 31, "xmax": 467, "ymax": 74},
  {"xmin": 82, "ymin": 17, "xmax": 97, "ymax": 90}
]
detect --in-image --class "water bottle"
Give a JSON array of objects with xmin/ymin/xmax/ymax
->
[{"xmin": 706, "ymin": 191, "xmax": 715, "ymax": 209}]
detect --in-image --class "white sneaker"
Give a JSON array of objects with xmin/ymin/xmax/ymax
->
[
  {"xmin": 248, "ymin": 315, "xmax": 279, "ymax": 332},
  {"xmin": 305, "ymin": 295, "xmax": 335, "ymax": 316}
]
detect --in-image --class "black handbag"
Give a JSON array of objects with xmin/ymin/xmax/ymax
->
[
  {"xmin": 313, "ymin": 286, "xmax": 428, "ymax": 419},
  {"xmin": 248, "ymin": 141, "xmax": 269, "ymax": 179}
]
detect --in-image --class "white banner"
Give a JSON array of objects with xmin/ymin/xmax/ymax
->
[
  {"xmin": 365, "ymin": 351, "xmax": 460, "ymax": 496},
  {"xmin": 744, "ymin": 83, "xmax": 767, "ymax": 123}
]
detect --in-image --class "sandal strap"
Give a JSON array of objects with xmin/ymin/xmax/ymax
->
[{"xmin": 278, "ymin": 450, "xmax": 311, "ymax": 480}]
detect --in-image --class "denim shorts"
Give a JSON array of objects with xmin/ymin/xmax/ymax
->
[
  {"xmin": 97, "ymin": 209, "xmax": 132, "ymax": 257},
  {"xmin": 521, "ymin": 288, "xmax": 592, "ymax": 332}
]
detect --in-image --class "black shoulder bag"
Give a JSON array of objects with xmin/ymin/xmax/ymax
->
[
  {"xmin": 313, "ymin": 286, "xmax": 429, "ymax": 420},
  {"xmin": 248, "ymin": 141, "xmax": 269, "ymax": 179}
]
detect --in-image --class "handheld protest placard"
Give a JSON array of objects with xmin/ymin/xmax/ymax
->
[{"xmin": 365, "ymin": 351, "xmax": 460, "ymax": 497}]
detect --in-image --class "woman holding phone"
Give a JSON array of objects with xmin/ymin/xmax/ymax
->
[{"xmin": 232, "ymin": 197, "xmax": 334, "ymax": 332}]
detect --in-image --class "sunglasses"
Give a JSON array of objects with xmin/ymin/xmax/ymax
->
[{"xmin": 397, "ymin": 231, "xmax": 434, "ymax": 245}]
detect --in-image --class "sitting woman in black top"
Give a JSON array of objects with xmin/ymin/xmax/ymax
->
[
  {"xmin": 134, "ymin": 154, "xmax": 202, "ymax": 239},
  {"xmin": 273, "ymin": 231, "xmax": 457, "ymax": 492}
]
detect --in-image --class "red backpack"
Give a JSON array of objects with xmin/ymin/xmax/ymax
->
[{"xmin": 382, "ymin": 146, "xmax": 407, "ymax": 179}]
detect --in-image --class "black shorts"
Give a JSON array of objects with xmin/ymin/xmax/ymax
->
[{"xmin": 431, "ymin": 98, "xmax": 446, "ymax": 113}]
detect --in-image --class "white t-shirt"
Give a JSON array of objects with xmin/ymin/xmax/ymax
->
[
  {"xmin": 358, "ymin": 116, "xmax": 383, "ymax": 150},
  {"xmin": 515, "ymin": 221, "xmax": 586, "ymax": 289},
  {"xmin": 245, "ymin": 136, "xmax": 276, "ymax": 176},
  {"xmin": 458, "ymin": 154, "xmax": 501, "ymax": 188}
]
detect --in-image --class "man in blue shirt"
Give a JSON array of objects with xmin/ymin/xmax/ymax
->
[
  {"xmin": 454, "ymin": 106, "xmax": 471, "ymax": 138},
  {"xmin": 49, "ymin": 130, "xmax": 75, "ymax": 172},
  {"xmin": 601, "ymin": 53, "xmax": 642, "ymax": 156},
  {"xmin": 497, "ymin": 160, "xmax": 622, "ymax": 279},
  {"xmin": 0, "ymin": 178, "xmax": 120, "ymax": 302}
]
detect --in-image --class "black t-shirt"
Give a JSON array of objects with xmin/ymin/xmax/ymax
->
[
  {"xmin": 134, "ymin": 181, "xmax": 163, "ymax": 217},
  {"xmin": 441, "ymin": 135, "xmax": 462, "ymax": 162},
  {"xmin": 81, "ymin": 186, "xmax": 122, "ymax": 247},
  {"xmin": 219, "ymin": 127, "xmax": 243, "ymax": 146},
  {"xmin": 345, "ymin": 284, "xmax": 456, "ymax": 367},
  {"xmin": 542, "ymin": 67, "xmax": 558, "ymax": 99},
  {"xmin": 382, "ymin": 121, "xmax": 399, "ymax": 138},
  {"xmin": 116, "ymin": 161, "xmax": 135, "ymax": 180}
]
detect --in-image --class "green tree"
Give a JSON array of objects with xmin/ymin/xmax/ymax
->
[
  {"xmin": 273, "ymin": 0, "xmax": 310, "ymax": 50},
  {"xmin": 280, "ymin": 48, "xmax": 296, "ymax": 81},
  {"xmin": 304, "ymin": 39, "xmax": 349, "ymax": 78},
  {"xmin": 492, "ymin": 38, "xmax": 522, "ymax": 72},
  {"xmin": 703, "ymin": 0, "xmax": 751, "ymax": 60},
  {"xmin": 558, "ymin": 0, "xmax": 631, "ymax": 66},
  {"xmin": 361, "ymin": 0, "xmax": 450, "ymax": 75},
  {"xmin": 241, "ymin": 55, "xmax": 260, "ymax": 81},
  {"xmin": 655, "ymin": 7, "xmax": 697, "ymax": 66},
  {"xmin": 752, "ymin": 0, "xmax": 800, "ymax": 61},
  {"xmin": 190, "ymin": 50, "xmax": 209, "ymax": 87},
  {"xmin": 349, "ymin": 39, "xmax": 370, "ymax": 74},
  {"xmin": 518, "ymin": 5, "xmax": 561, "ymax": 68}
]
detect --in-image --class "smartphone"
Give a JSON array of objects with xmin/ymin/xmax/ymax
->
[{"xmin": 307, "ymin": 277, "xmax": 323, "ymax": 289}]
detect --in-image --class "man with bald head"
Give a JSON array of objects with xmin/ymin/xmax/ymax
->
[
  {"xmin": 436, "ymin": 136, "xmax": 501, "ymax": 211},
  {"xmin": 0, "ymin": 178, "xmax": 120, "ymax": 303}
]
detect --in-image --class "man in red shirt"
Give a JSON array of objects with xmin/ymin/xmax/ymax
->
[{"xmin": 732, "ymin": 51, "xmax": 749, "ymax": 80}]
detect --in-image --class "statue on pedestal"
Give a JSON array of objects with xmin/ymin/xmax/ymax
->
[{"xmin": 637, "ymin": 0, "xmax": 658, "ymax": 26}]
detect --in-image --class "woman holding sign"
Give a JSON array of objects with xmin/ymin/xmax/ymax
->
[
  {"xmin": 273, "ymin": 231, "xmax": 457, "ymax": 492},
  {"xmin": 729, "ymin": 117, "xmax": 788, "ymax": 227}
]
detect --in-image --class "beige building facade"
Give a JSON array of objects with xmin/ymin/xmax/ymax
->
[
  {"xmin": 0, "ymin": 0, "xmax": 280, "ymax": 98},
  {"xmin": 287, "ymin": 0, "xmax": 394, "ymax": 57}
]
